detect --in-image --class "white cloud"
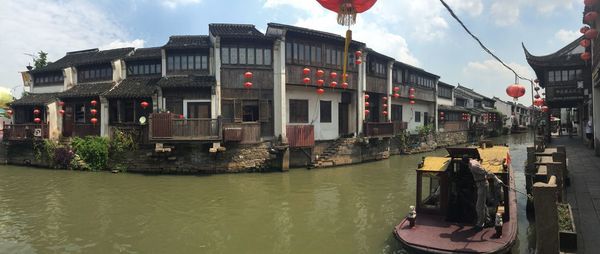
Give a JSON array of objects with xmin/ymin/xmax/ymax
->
[
  {"xmin": 161, "ymin": 0, "xmax": 202, "ymax": 9},
  {"xmin": 490, "ymin": 0, "xmax": 578, "ymax": 27},
  {"xmin": 0, "ymin": 1, "xmax": 144, "ymax": 90},
  {"xmin": 555, "ymin": 29, "xmax": 580, "ymax": 44},
  {"xmin": 101, "ymin": 39, "xmax": 146, "ymax": 50},
  {"xmin": 463, "ymin": 59, "xmax": 535, "ymax": 102},
  {"xmin": 491, "ymin": 1, "xmax": 520, "ymax": 27}
]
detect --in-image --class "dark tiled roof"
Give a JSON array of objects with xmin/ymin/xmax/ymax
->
[
  {"xmin": 58, "ymin": 82, "xmax": 114, "ymax": 99},
  {"xmin": 31, "ymin": 48, "xmax": 134, "ymax": 74},
  {"xmin": 438, "ymin": 81, "xmax": 454, "ymax": 88},
  {"xmin": 163, "ymin": 35, "xmax": 211, "ymax": 49},
  {"xmin": 10, "ymin": 93, "xmax": 59, "ymax": 106},
  {"xmin": 267, "ymin": 23, "xmax": 365, "ymax": 47},
  {"xmin": 209, "ymin": 23, "xmax": 262, "ymax": 37},
  {"xmin": 125, "ymin": 47, "xmax": 162, "ymax": 61},
  {"xmin": 523, "ymin": 37, "xmax": 585, "ymax": 66},
  {"xmin": 366, "ymin": 48, "xmax": 394, "ymax": 62},
  {"xmin": 394, "ymin": 60, "xmax": 440, "ymax": 79},
  {"xmin": 104, "ymin": 77, "xmax": 160, "ymax": 98},
  {"xmin": 157, "ymin": 75, "xmax": 215, "ymax": 88}
]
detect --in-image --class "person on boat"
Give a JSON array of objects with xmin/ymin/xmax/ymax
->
[{"xmin": 462, "ymin": 155, "xmax": 503, "ymax": 229}]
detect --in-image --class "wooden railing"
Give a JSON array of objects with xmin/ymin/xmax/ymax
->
[
  {"xmin": 286, "ymin": 125, "xmax": 315, "ymax": 148},
  {"xmin": 441, "ymin": 121, "xmax": 469, "ymax": 132},
  {"xmin": 149, "ymin": 113, "xmax": 221, "ymax": 141},
  {"xmin": 393, "ymin": 121, "xmax": 408, "ymax": 135},
  {"xmin": 3, "ymin": 124, "xmax": 49, "ymax": 140},
  {"xmin": 363, "ymin": 122, "xmax": 394, "ymax": 137},
  {"xmin": 223, "ymin": 122, "xmax": 261, "ymax": 144},
  {"xmin": 73, "ymin": 124, "xmax": 100, "ymax": 138},
  {"xmin": 110, "ymin": 124, "xmax": 148, "ymax": 144}
]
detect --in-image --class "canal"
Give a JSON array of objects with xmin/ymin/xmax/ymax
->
[{"xmin": 0, "ymin": 133, "xmax": 534, "ymax": 254}]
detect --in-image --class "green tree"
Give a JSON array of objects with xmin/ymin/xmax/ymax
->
[
  {"xmin": 33, "ymin": 51, "xmax": 49, "ymax": 69},
  {"xmin": 0, "ymin": 89, "xmax": 13, "ymax": 108}
]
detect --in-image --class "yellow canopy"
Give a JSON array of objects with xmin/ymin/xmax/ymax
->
[
  {"xmin": 419, "ymin": 157, "xmax": 451, "ymax": 172},
  {"xmin": 478, "ymin": 146, "xmax": 509, "ymax": 174}
]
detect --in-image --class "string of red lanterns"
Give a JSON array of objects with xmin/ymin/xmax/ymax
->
[
  {"xmin": 244, "ymin": 71, "xmax": 253, "ymax": 89},
  {"xmin": 409, "ymin": 87, "xmax": 415, "ymax": 105}
]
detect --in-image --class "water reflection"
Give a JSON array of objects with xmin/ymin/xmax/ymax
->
[{"xmin": 0, "ymin": 133, "xmax": 534, "ymax": 254}]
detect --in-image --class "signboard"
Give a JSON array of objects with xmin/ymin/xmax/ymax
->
[{"xmin": 33, "ymin": 128, "xmax": 42, "ymax": 137}]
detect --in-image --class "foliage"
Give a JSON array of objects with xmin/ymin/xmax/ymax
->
[
  {"xmin": 71, "ymin": 136, "xmax": 109, "ymax": 171},
  {"xmin": 33, "ymin": 51, "xmax": 49, "ymax": 70},
  {"xmin": 416, "ymin": 124, "xmax": 435, "ymax": 137},
  {"xmin": 70, "ymin": 154, "xmax": 91, "ymax": 171},
  {"xmin": 0, "ymin": 89, "xmax": 13, "ymax": 110},
  {"xmin": 558, "ymin": 203, "xmax": 574, "ymax": 232},
  {"xmin": 33, "ymin": 140, "xmax": 57, "ymax": 162},
  {"xmin": 109, "ymin": 129, "xmax": 137, "ymax": 155},
  {"xmin": 54, "ymin": 148, "xmax": 74, "ymax": 169}
]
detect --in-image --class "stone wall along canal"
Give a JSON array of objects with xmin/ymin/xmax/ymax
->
[{"xmin": 0, "ymin": 133, "xmax": 534, "ymax": 253}]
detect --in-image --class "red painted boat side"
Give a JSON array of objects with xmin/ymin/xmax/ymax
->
[{"xmin": 394, "ymin": 167, "xmax": 518, "ymax": 253}]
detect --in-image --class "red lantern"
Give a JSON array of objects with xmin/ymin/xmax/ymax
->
[
  {"xmin": 382, "ymin": 96, "xmax": 388, "ymax": 101},
  {"xmin": 244, "ymin": 82, "xmax": 253, "ymax": 88},
  {"xmin": 330, "ymin": 72, "xmax": 338, "ymax": 79},
  {"xmin": 179, "ymin": 114, "xmax": 185, "ymax": 119},
  {"xmin": 409, "ymin": 94, "xmax": 416, "ymax": 100},
  {"xmin": 58, "ymin": 101, "xmax": 65, "ymax": 107},
  {"xmin": 355, "ymin": 59, "xmax": 362, "ymax": 65},
  {"xmin": 409, "ymin": 100, "xmax": 415, "ymax": 105},
  {"xmin": 330, "ymin": 81, "xmax": 337, "ymax": 88},
  {"xmin": 364, "ymin": 109, "xmax": 370, "ymax": 115},
  {"xmin": 585, "ymin": 0, "xmax": 598, "ymax": 6},
  {"xmin": 440, "ymin": 112, "xmax": 445, "ymax": 116},
  {"xmin": 316, "ymin": 88, "xmax": 325, "ymax": 95},
  {"xmin": 33, "ymin": 109, "xmax": 40, "ymax": 115},
  {"xmin": 90, "ymin": 117, "xmax": 98, "ymax": 125},
  {"xmin": 317, "ymin": 79, "xmax": 325, "ymax": 86},
  {"xmin": 244, "ymin": 71, "xmax": 253, "ymax": 79},
  {"xmin": 341, "ymin": 82, "xmax": 349, "ymax": 89},
  {"xmin": 303, "ymin": 77, "xmax": 311, "ymax": 85},
  {"xmin": 317, "ymin": 0, "xmax": 378, "ymax": 25},
  {"xmin": 506, "ymin": 84, "xmax": 526, "ymax": 99},
  {"xmin": 90, "ymin": 109, "xmax": 97, "ymax": 116},
  {"xmin": 6, "ymin": 109, "xmax": 13, "ymax": 116},
  {"xmin": 393, "ymin": 86, "xmax": 400, "ymax": 93},
  {"xmin": 90, "ymin": 100, "xmax": 97, "ymax": 107},
  {"xmin": 303, "ymin": 68, "xmax": 311, "ymax": 76},
  {"xmin": 409, "ymin": 87, "xmax": 415, "ymax": 94},
  {"xmin": 364, "ymin": 94, "xmax": 370, "ymax": 100},
  {"xmin": 316, "ymin": 69, "xmax": 325, "ymax": 77},
  {"xmin": 534, "ymin": 98, "xmax": 545, "ymax": 107},
  {"xmin": 382, "ymin": 111, "xmax": 388, "ymax": 116},
  {"xmin": 355, "ymin": 50, "xmax": 362, "ymax": 58},
  {"xmin": 541, "ymin": 106, "xmax": 549, "ymax": 113},
  {"xmin": 581, "ymin": 26, "xmax": 591, "ymax": 34},
  {"xmin": 59, "ymin": 109, "xmax": 65, "ymax": 115},
  {"xmin": 140, "ymin": 101, "xmax": 149, "ymax": 109},
  {"xmin": 383, "ymin": 103, "xmax": 388, "ymax": 109},
  {"xmin": 581, "ymin": 52, "xmax": 591, "ymax": 61},
  {"xmin": 34, "ymin": 117, "xmax": 41, "ymax": 123},
  {"xmin": 365, "ymin": 101, "xmax": 370, "ymax": 107},
  {"xmin": 585, "ymin": 11, "xmax": 598, "ymax": 24},
  {"xmin": 580, "ymin": 39, "xmax": 592, "ymax": 48},
  {"xmin": 585, "ymin": 28, "xmax": 599, "ymax": 39},
  {"xmin": 440, "ymin": 116, "xmax": 445, "ymax": 120},
  {"xmin": 393, "ymin": 93, "xmax": 400, "ymax": 98}
]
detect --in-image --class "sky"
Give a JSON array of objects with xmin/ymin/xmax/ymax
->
[{"xmin": 0, "ymin": 0, "xmax": 585, "ymax": 104}]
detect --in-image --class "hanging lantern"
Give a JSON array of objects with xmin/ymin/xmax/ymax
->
[
  {"xmin": 341, "ymin": 82, "xmax": 349, "ymax": 89},
  {"xmin": 581, "ymin": 26, "xmax": 591, "ymax": 34},
  {"xmin": 90, "ymin": 109, "xmax": 98, "ymax": 116},
  {"xmin": 440, "ymin": 116, "xmax": 445, "ymax": 121},
  {"xmin": 382, "ymin": 111, "xmax": 388, "ymax": 116},
  {"xmin": 316, "ymin": 69, "xmax": 325, "ymax": 77},
  {"xmin": 59, "ymin": 109, "xmax": 65, "ymax": 115},
  {"xmin": 364, "ymin": 109, "xmax": 370, "ymax": 115},
  {"xmin": 534, "ymin": 86, "xmax": 540, "ymax": 91},
  {"xmin": 364, "ymin": 94, "xmax": 370, "ymax": 100},
  {"xmin": 330, "ymin": 81, "xmax": 338, "ymax": 88},
  {"xmin": 585, "ymin": 28, "xmax": 599, "ymax": 39},
  {"xmin": 179, "ymin": 114, "xmax": 185, "ymax": 119},
  {"xmin": 344, "ymin": 73, "xmax": 349, "ymax": 80},
  {"xmin": 409, "ymin": 100, "xmax": 415, "ymax": 105},
  {"xmin": 383, "ymin": 103, "xmax": 388, "ymax": 109},
  {"xmin": 34, "ymin": 117, "xmax": 41, "ymax": 123},
  {"xmin": 581, "ymin": 52, "xmax": 592, "ymax": 61},
  {"xmin": 355, "ymin": 50, "xmax": 362, "ymax": 58},
  {"xmin": 365, "ymin": 101, "xmax": 370, "ymax": 107},
  {"xmin": 393, "ymin": 93, "xmax": 400, "ymax": 98},
  {"xmin": 584, "ymin": 11, "xmax": 599, "ymax": 24},
  {"xmin": 6, "ymin": 109, "xmax": 13, "ymax": 116},
  {"xmin": 33, "ymin": 109, "xmax": 40, "ymax": 115},
  {"xmin": 534, "ymin": 98, "xmax": 545, "ymax": 107},
  {"xmin": 541, "ymin": 106, "xmax": 549, "ymax": 113},
  {"xmin": 244, "ymin": 71, "xmax": 253, "ymax": 79},
  {"xmin": 303, "ymin": 68, "xmax": 311, "ymax": 76},
  {"xmin": 409, "ymin": 94, "xmax": 416, "ymax": 100},
  {"xmin": 316, "ymin": 88, "xmax": 325, "ymax": 95},
  {"xmin": 580, "ymin": 39, "xmax": 592, "ymax": 48},
  {"xmin": 585, "ymin": 0, "xmax": 598, "ymax": 6},
  {"xmin": 440, "ymin": 112, "xmax": 445, "ymax": 116},
  {"xmin": 90, "ymin": 117, "xmax": 98, "ymax": 125},
  {"xmin": 140, "ymin": 101, "xmax": 149, "ymax": 109},
  {"xmin": 303, "ymin": 77, "xmax": 311, "ymax": 85},
  {"xmin": 317, "ymin": 0, "xmax": 378, "ymax": 26},
  {"xmin": 244, "ymin": 81, "xmax": 253, "ymax": 88},
  {"xmin": 58, "ymin": 101, "xmax": 65, "ymax": 107},
  {"xmin": 90, "ymin": 100, "xmax": 98, "ymax": 107},
  {"xmin": 355, "ymin": 59, "xmax": 362, "ymax": 65},
  {"xmin": 534, "ymin": 94, "xmax": 541, "ymax": 99},
  {"xmin": 317, "ymin": 79, "xmax": 325, "ymax": 86},
  {"xmin": 393, "ymin": 86, "xmax": 400, "ymax": 93},
  {"xmin": 409, "ymin": 87, "xmax": 415, "ymax": 94},
  {"xmin": 382, "ymin": 96, "xmax": 388, "ymax": 101},
  {"xmin": 506, "ymin": 84, "xmax": 526, "ymax": 99},
  {"xmin": 330, "ymin": 72, "xmax": 338, "ymax": 79}
]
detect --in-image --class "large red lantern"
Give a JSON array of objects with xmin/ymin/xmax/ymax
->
[
  {"xmin": 244, "ymin": 82, "xmax": 253, "ymax": 88},
  {"xmin": 585, "ymin": 0, "xmax": 598, "ymax": 7},
  {"xmin": 355, "ymin": 59, "xmax": 362, "ymax": 65},
  {"xmin": 355, "ymin": 50, "xmax": 362, "ymax": 58},
  {"xmin": 330, "ymin": 72, "xmax": 338, "ymax": 79},
  {"xmin": 581, "ymin": 26, "xmax": 591, "ymax": 34},
  {"xmin": 303, "ymin": 77, "xmax": 311, "ymax": 85},
  {"xmin": 90, "ymin": 109, "xmax": 98, "ymax": 116},
  {"xmin": 90, "ymin": 117, "xmax": 98, "ymax": 125},
  {"xmin": 316, "ymin": 88, "xmax": 325, "ymax": 95},
  {"xmin": 341, "ymin": 82, "xmax": 349, "ymax": 89},
  {"xmin": 317, "ymin": 0, "xmax": 378, "ymax": 25},
  {"xmin": 90, "ymin": 100, "xmax": 98, "ymax": 107},
  {"xmin": 580, "ymin": 39, "xmax": 592, "ymax": 48},
  {"xmin": 244, "ymin": 71, "xmax": 253, "ymax": 79},
  {"xmin": 140, "ymin": 101, "xmax": 149, "ymax": 109},
  {"xmin": 534, "ymin": 98, "xmax": 545, "ymax": 107},
  {"xmin": 303, "ymin": 68, "xmax": 311, "ymax": 76},
  {"xmin": 393, "ymin": 86, "xmax": 400, "ymax": 93},
  {"xmin": 34, "ymin": 117, "xmax": 41, "ymax": 123},
  {"xmin": 585, "ymin": 11, "xmax": 599, "ymax": 24},
  {"xmin": 33, "ymin": 109, "xmax": 40, "ymax": 115},
  {"xmin": 317, "ymin": 79, "xmax": 325, "ymax": 86},
  {"xmin": 506, "ymin": 84, "xmax": 526, "ymax": 99},
  {"xmin": 585, "ymin": 28, "xmax": 599, "ymax": 39},
  {"xmin": 59, "ymin": 109, "xmax": 65, "ymax": 115},
  {"xmin": 316, "ymin": 69, "xmax": 325, "ymax": 77},
  {"xmin": 581, "ymin": 52, "xmax": 591, "ymax": 61},
  {"xmin": 330, "ymin": 81, "xmax": 338, "ymax": 88}
]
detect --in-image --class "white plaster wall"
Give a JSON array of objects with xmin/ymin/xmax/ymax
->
[
  {"xmin": 286, "ymin": 86, "xmax": 341, "ymax": 140},
  {"xmin": 46, "ymin": 101, "xmax": 61, "ymax": 140},
  {"xmin": 402, "ymin": 102, "xmax": 431, "ymax": 133},
  {"xmin": 32, "ymin": 85, "xmax": 63, "ymax": 93},
  {"xmin": 437, "ymin": 97, "xmax": 453, "ymax": 106},
  {"xmin": 494, "ymin": 99, "xmax": 512, "ymax": 128}
]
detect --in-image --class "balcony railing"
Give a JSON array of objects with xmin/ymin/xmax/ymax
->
[
  {"xmin": 363, "ymin": 122, "xmax": 394, "ymax": 137},
  {"xmin": 223, "ymin": 122, "xmax": 261, "ymax": 144},
  {"xmin": 441, "ymin": 121, "xmax": 470, "ymax": 132},
  {"xmin": 286, "ymin": 125, "xmax": 314, "ymax": 148},
  {"xmin": 3, "ymin": 124, "xmax": 49, "ymax": 140},
  {"xmin": 149, "ymin": 113, "xmax": 221, "ymax": 141}
]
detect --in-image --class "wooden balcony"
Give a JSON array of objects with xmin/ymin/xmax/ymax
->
[
  {"xmin": 286, "ymin": 125, "xmax": 314, "ymax": 148},
  {"xmin": 223, "ymin": 122, "xmax": 261, "ymax": 144},
  {"xmin": 363, "ymin": 122, "xmax": 395, "ymax": 137},
  {"xmin": 149, "ymin": 113, "xmax": 221, "ymax": 141},
  {"xmin": 3, "ymin": 124, "xmax": 49, "ymax": 141}
]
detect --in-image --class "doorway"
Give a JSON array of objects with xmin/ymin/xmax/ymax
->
[{"xmin": 338, "ymin": 103, "xmax": 349, "ymax": 135}]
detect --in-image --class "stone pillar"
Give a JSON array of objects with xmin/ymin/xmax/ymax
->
[
  {"xmin": 357, "ymin": 51, "xmax": 367, "ymax": 135},
  {"xmin": 211, "ymin": 37, "xmax": 222, "ymax": 149},
  {"xmin": 533, "ymin": 176, "xmax": 559, "ymax": 254},
  {"xmin": 525, "ymin": 146, "xmax": 536, "ymax": 194},
  {"xmin": 273, "ymin": 38, "xmax": 287, "ymax": 140},
  {"xmin": 386, "ymin": 61, "xmax": 393, "ymax": 122},
  {"xmin": 161, "ymin": 49, "xmax": 167, "ymax": 77},
  {"xmin": 100, "ymin": 97, "xmax": 110, "ymax": 138}
]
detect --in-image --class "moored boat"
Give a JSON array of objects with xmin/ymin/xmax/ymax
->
[{"xmin": 394, "ymin": 144, "xmax": 517, "ymax": 253}]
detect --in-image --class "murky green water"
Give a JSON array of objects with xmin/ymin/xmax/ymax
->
[{"xmin": 0, "ymin": 133, "xmax": 534, "ymax": 254}]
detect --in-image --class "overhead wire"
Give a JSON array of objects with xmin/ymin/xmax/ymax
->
[{"xmin": 438, "ymin": 0, "xmax": 533, "ymax": 83}]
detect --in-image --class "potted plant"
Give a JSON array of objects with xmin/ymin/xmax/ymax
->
[{"xmin": 558, "ymin": 203, "xmax": 577, "ymax": 251}]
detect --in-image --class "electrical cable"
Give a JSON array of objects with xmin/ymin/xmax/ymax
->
[{"xmin": 438, "ymin": 0, "xmax": 533, "ymax": 83}]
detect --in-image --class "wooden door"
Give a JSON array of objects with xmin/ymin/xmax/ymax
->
[
  {"xmin": 187, "ymin": 102, "xmax": 211, "ymax": 119},
  {"xmin": 338, "ymin": 103, "xmax": 349, "ymax": 135},
  {"xmin": 63, "ymin": 105, "xmax": 74, "ymax": 137}
]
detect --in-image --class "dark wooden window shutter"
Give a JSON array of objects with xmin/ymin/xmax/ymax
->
[
  {"xmin": 234, "ymin": 99, "xmax": 243, "ymax": 123},
  {"xmin": 259, "ymin": 100, "xmax": 270, "ymax": 122}
]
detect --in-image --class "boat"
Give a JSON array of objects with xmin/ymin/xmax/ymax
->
[{"xmin": 394, "ymin": 143, "xmax": 517, "ymax": 253}]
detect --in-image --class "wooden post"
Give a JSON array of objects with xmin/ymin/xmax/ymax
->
[
  {"xmin": 533, "ymin": 176, "xmax": 559, "ymax": 254},
  {"xmin": 525, "ymin": 146, "xmax": 536, "ymax": 194},
  {"xmin": 546, "ymin": 164, "xmax": 563, "ymax": 202}
]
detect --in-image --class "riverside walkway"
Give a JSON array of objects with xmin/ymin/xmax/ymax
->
[{"xmin": 553, "ymin": 137, "xmax": 600, "ymax": 253}]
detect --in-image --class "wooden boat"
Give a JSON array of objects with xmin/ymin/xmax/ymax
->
[{"xmin": 394, "ymin": 144, "xmax": 517, "ymax": 253}]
